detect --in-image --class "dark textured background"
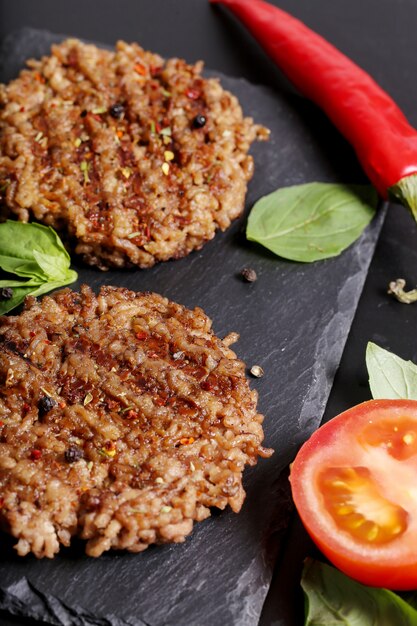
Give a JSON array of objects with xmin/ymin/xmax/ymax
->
[{"xmin": 1, "ymin": 1, "xmax": 417, "ymax": 625}]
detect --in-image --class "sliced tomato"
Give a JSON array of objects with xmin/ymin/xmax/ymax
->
[{"xmin": 290, "ymin": 399, "xmax": 417, "ymax": 589}]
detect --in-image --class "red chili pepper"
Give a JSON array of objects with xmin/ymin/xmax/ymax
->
[
  {"xmin": 30, "ymin": 449, "xmax": 42, "ymax": 461},
  {"xmin": 211, "ymin": 0, "xmax": 417, "ymax": 215}
]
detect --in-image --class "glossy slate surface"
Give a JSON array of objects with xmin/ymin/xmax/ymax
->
[{"xmin": 0, "ymin": 25, "xmax": 386, "ymax": 626}]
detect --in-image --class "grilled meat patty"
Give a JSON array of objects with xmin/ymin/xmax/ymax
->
[
  {"xmin": 0, "ymin": 286, "xmax": 271, "ymax": 558},
  {"xmin": 0, "ymin": 39, "xmax": 268, "ymax": 269}
]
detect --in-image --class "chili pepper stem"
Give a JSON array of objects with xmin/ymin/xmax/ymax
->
[{"xmin": 389, "ymin": 175, "xmax": 417, "ymax": 222}]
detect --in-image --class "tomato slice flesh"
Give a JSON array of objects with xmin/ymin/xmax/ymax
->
[
  {"xmin": 290, "ymin": 400, "xmax": 417, "ymax": 589},
  {"xmin": 360, "ymin": 417, "xmax": 417, "ymax": 460},
  {"xmin": 318, "ymin": 465, "xmax": 408, "ymax": 544}
]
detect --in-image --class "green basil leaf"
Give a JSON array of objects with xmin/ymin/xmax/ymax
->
[
  {"xmin": 60, "ymin": 268, "xmax": 78, "ymax": 285},
  {"xmin": 302, "ymin": 559, "xmax": 417, "ymax": 626},
  {"xmin": 0, "ymin": 278, "xmax": 44, "ymax": 288},
  {"xmin": 33, "ymin": 250, "xmax": 71, "ymax": 281},
  {"xmin": 29, "ymin": 276, "xmax": 77, "ymax": 299},
  {"xmin": 246, "ymin": 183, "xmax": 377, "ymax": 262},
  {"xmin": 0, "ymin": 253, "xmax": 48, "ymax": 281},
  {"xmin": 0, "ymin": 220, "xmax": 71, "ymax": 280},
  {"xmin": 366, "ymin": 342, "xmax": 417, "ymax": 400},
  {"xmin": 0, "ymin": 285, "xmax": 43, "ymax": 315},
  {"xmin": 0, "ymin": 221, "xmax": 78, "ymax": 314},
  {"xmin": 0, "ymin": 273, "xmax": 77, "ymax": 315}
]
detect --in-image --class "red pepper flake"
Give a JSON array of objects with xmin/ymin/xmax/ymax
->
[
  {"xmin": 59, "ymin": 401, "xmax": 67, "ymax": 409},
  {"xmin": 29, "ymin": 331, "xmax": 36, "ymax": 337},
  {"xmin": 186, "ymin": 88, "xmax": 201, "ymax": 100},
  {"xmin": 134, "ymin": 62, "xmax": 147, "ymax": 76},
  {"xmin": 150, "ymin": 65, "xmax": 162, "ymax": 76},
  {"xmin": 34, "ymin": 72, "xmax": 45, "ymax": 84},
  {"xmin": 201, "ymin": 378, "xmax": 216, "ymax": 392},
  {"xmin": 135, "ymin": 331, "xmax": 147, "ymax": 340},
  {"xmin": 19, "ymin": 106, "xmax": 25, "ymax": 112},
  {"xmin": 0, "ymin": 421, "xmax": 4, "ymax": 427},
  {"xmin": 0, "ymin": 497, "xmax": 4, "ymax": 508},
  {"xmin": 30, "ymin": 449, "xmax": 42, "ymax": 461},
  {"xmin": 22, "ymin": 402, "xmax": 31, "ymax": 414},
  {"xmin": 179, "ymin": 437, "xmax": 195, "ymax": 446},
  {"xmin": 145, "ymin": 224, "xmax": 151, "ymax": 239},
  {"xmin": 126, "ymin": 409, "xmax": 139, "ymax": 420}
]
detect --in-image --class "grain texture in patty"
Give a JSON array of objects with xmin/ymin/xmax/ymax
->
[
  {"xmin": 0, "ymin": 39, "xmax": 268, "ymax": 269},
  {"xmin": 0, "ymin": 286, "xmax": 271, "ymax": 558}
]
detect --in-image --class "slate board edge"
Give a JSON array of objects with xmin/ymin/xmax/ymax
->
[{"xmin": 1, "ymin": 577, "xmax": 145, "ymax": 626}]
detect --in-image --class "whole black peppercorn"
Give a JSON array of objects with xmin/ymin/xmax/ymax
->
[
  {"xmin": 0, "ymin": 287, "xmax": 13, "ymax": 301},
  {"xmin": 192, "ymin": 114, "xmax": 207, "ymax": 129},
  {"xmin": 38, "ymin": 395, "xmax": 57, "ymax": 418},
  {"xmin": 80, "ymin": 109, "xmax": 88, "ymax": 118},
  {"xmin": 240, "ymin": 267, "xmax": 257, "ymax": 283},
  {"xmin": 109, "ymin": 102, "xmax": 125, "ymax": 119},
  {"xmin": 65, "ymin": 445, "xmax": 84, "ymax": 463}
]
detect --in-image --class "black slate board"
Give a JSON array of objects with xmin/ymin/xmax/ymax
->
[{"xmin": 0, "ymin": 28, "xmax": 386, "ymax": 626}]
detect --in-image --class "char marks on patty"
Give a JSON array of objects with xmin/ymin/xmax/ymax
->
[
  {"xmin": 0, "ymin": 39, "xmax": 268, "ymax": 269},
  {"xmin": 0, "ymin": 285, "xmax": 271, "ymax": 558}
]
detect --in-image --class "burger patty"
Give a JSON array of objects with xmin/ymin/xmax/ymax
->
[
  {"xmin": 0, "ymin": 286, "xmax": 271, "ymax": 558},
  {"xmin": 0, "ymin": 39, "xmax": 268, "ymax": 269}
]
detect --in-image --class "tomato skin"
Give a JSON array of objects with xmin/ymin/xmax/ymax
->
[{"xmin": 290, "ymin": 399, "xmax": 417, "ymax": 590}]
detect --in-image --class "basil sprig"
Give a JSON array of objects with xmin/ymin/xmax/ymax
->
[
  {"xmin": 0, "ymin": 220, "xmax": 77, "ymax": 314},
  {"xmin": 302, "ymin": 560, "xmax": 417, "ymax": 626},
  {"xmin": 246, "ymin": 182, "xmax": 377, "ymax": 262}
]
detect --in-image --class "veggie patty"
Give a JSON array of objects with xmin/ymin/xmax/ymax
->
[
  {"xmin": 0, "ymin": 39, "xmax": 267, "ymax": 269},
  {"xmin": 0, "ymin": 285, "xmax": 271, "ymax": 557}
]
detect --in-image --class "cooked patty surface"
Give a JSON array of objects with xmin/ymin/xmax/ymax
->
[
  {"xmin": 0, "ymin": 286, "xmax": 271, "ymax": 558},
  {"xmin": 0, "ymin": 39, "xmax": 268, "ymax": 269}
]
